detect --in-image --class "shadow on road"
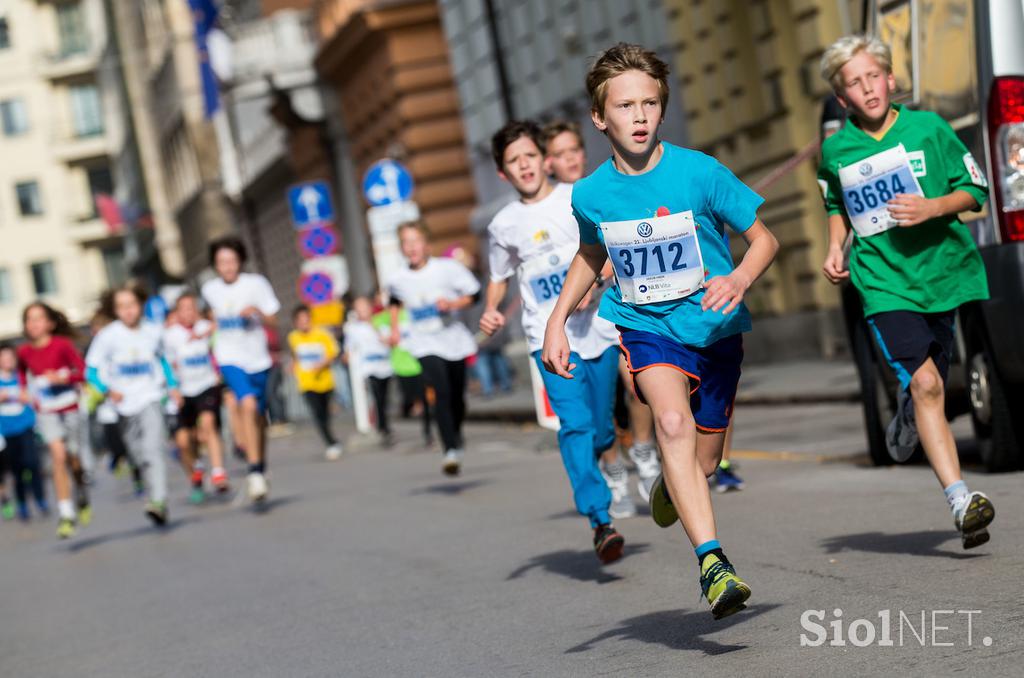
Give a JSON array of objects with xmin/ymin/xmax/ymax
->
[
  {"xmin": 566, "ymin": 604, "xmax": 779, "ymax": 655},
  {"xmin": 507, "ymin": 543, "xmax": 650, "ymax": 585},
  {"xmin": 410, "ymin": 479, "xmax": 491, "ymax": 496},
  {"xmin": 64, "ymin": 516, "xmax": 202, "ymax": 553},
  {"xmin": 547, "ymin": 504, "xmax": 651, "ymax": 521},
  {"xmin": 820, "ymin": 530, "xmax": 987, "ymax": 559},
  {"xmin": 249, "ymin": 495, "xmax": 300, "ymax": 515}
]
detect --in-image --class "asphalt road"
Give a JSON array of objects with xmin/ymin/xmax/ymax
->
[{"xmin": 1, "ymin": 403, "xmax": 1020, "ymax": 677}]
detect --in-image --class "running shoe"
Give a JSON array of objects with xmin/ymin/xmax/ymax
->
[
  {"xmin": 442, "ymin": 449, "xmax": 462, "ymax": 476},
  {"xmin": 649, "ymin": 473, "xmax": 679, "ymax": 528},
  {"xmin": 36, "ymin": 499, "xmax": 50, "ymax": 517},
  {"xmin": 211, "ymin": 468, "xmax": 230, "ymax": 494},
  {"xmin": 17, "ymin": 502, "xmax": 30, "ymax": 522},
  {"xmin": 246, "ymin": 472, "xmax": 269, "ymax": 502},
  {"xmin": 325, "ymin": 444, "xmax": 343, "ymax": 461},
  {"xmin": 77, "ymin": 503, "xmax": 92, "ymax": 527},
  {"xmin": 57, "ymin": 518, "xmax": 76, "ymax": 539},
  {"xmin": 886, "ymin": 388, "xmax": 919, "ymax": 462},
  {"xmin": 713, "ymin": 460, "xmax": 745, "ymax": 493},
  {"xmin": 1, "ymin": 501, "xmax": 13, "ymax": 521},
  {"xmin": 133, "ymin": 479, "xmax": 146, "ymax": 498},
  {"xmin": 380, "ymin": 432, "xmax": 395, "ymax": 448},
  {"xmin": 953, "ymin": 491, "xmax": 995, "ymax": 550},
  {"xmin": 593, "ymin": 524, "xmax": 625, "ymax": 564},
  {"xmin": 627, "ymin": 442, "xmax": 661, "ymax": 502},
  {"xmin": 191, "ymin": 468, "xmax": 204, "ymax": 486},
  {"xmin": 145, "ymin": 500, "xmax": 168, "ymax": 526},
  {"xmin": 600, "ymin": 459, "xmax": 637, "ymax": 519},
  {"xmin": 699, "ymin": 554, "xmax": 751, "ymax": 620},
  {"xmin": 188, "ymin": 486, "xmax": 205, "ymax": 505}
]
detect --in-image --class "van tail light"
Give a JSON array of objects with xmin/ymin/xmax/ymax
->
[{"xmin": 987, "ymin": 76, "xmax": 1024, "ymax": 242}]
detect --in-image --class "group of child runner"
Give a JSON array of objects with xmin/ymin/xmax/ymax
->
[{"xmin": 0, "ymin": 34, "xmax": 999, "ymax": 622}]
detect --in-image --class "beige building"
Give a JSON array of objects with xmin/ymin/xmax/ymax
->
[
  {"xmin": 0, "ymin": 0, "xmax": 157, "ymax": 337},
  {"xmin": 664, "ymin": 0, "xmax": 865, "ymax": 358}
]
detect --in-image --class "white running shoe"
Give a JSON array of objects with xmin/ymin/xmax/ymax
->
[
  {"xmin": 442, "ymin": 449, "xmax": 462, "ymax": 476},
  {"xmin": 952, "ymin": 491, "xmax": 995, "ymax": 549},
  {"xmin": 246, "ymin": 472, "xmax": 268, "ymax": 502},
  {"xmin": 601, "ymin": 459, "xmax": 636, "ymax": 519},
  {"xmin": 325, "ymin": 444, "xmax": 343, "ymax": 461},
  {"xmin": 627, "ymin": 442, "xmax": 661, "ymax": 503}
]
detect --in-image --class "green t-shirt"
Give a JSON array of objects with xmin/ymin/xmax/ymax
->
[
  {"xmin": 372, "ymin": 309, "xmax": 421, "ymax": 377},
  {"xmin": 818, "ymin": 104, "xmax": 989, "ymax": 316}
]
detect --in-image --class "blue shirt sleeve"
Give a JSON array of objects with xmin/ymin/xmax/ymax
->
[
  {"xmin": 160, "ymin": 356, "xmax": 179, "ymax": 389},
  {"xmin": 704, "ymin": 160, "xmax": 764, "ymax": 234},
  {"xmin": 86, "ymin": 366, "xmax": 108, "ymax": 394},
  {"xmin": 573, "ymin": 204, "xmax": 601, "ymax": 245}
]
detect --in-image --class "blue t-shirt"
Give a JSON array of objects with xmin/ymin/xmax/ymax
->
[
  {"xmin": 573, "ymin": 142, "xmax": 763, "ymax": 348},
  {"xmin": 0, "ymin": 373, "xmax": 35, "ymax": 437}
]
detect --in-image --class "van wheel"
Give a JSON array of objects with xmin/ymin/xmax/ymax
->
[{"xmin": 968, "ymin": 341, "xmax": 1024, "ymax": 472}]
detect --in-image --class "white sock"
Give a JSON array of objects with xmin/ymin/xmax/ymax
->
[{"xmin": 58, "ymin": 499, "xmax": 75, "ymax": 520}]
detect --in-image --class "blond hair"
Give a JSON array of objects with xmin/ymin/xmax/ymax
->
[
  {"xmin": 586, "ymin": 43, "xmax": 670, "ymax": 116},
  {"xmin": 820, "ymin": 35, "xmax": 893, "ymax": 91}
]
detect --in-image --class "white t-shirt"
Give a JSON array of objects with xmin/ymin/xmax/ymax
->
[
  {"xmin": 201, "ymin": 273, "xmax": 281, "ymax": 373},
  {"xmin": 164, "ymin": 319, "xmax": 220, "ymax": 397},
  {"xmin": 344, "ymin": 320, "xmax": 394, "ymax": 379},
  {"xmin": 388, "ymin": 258, "xmax": 480, "ymax": 361},
  {"xmin": 487, "ymin": 183, "xmax": 619, "ymax": 359},
  {"xmin": 85, "ymin": 321, "xmax": 167, "ymax": 416}
]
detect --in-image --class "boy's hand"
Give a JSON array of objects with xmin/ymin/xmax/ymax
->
[
  {"xmin": 479, "ymin": 309, "xmax": 505, "ymax": 336},
  {"xmin": 435, "ymin": 298, "xmax": 452, "ymax": 313},
  {"xmin": 170, "ymin": 389, "xmax": 184, "ymax": 408},
  {"xmin": 822, "ymin": 246, "xmax": 849, "ymax": 284},
  {"xmin": 388, "ymin": 328, "xmax": 401, "ymax": 347},
  {"xmin": 701, "ymin": 272, "xmax": 750, "ymax": 314},
  {"xmin": 109, "ymin": 390, "xmax": 124, "ymax": 403},
  {"xmin": 541, "ymin": 326, "xmax": 575, "ymax": 379},
  {"xmin": 888, "ymin": 194, "xmax": 939, "ymax": 227}
]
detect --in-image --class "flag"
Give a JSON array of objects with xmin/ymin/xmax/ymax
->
[
  {"xmin": 95, "ymin": 193, "xmax": 123, "ymax": 234},
  {"xmin": 188, "ymin": 0, "xmax": 221, "ymax": 118}
]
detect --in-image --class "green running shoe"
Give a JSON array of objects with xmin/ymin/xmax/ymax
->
[
  {"xmin": 188, "ymin": 486, "xmax": 205, "ymax": 505},
  {"xmin": 1, "ymin": 501, "xmax": 14, "ymax": 521},
  {"xmin": 77, "ymin": 504, "xmax": 92, "ymax": 527},
  {"xmin": 699, "ymin": 554, "xmax": 751, "ymax": 620},
  {"xmin": 145, "ymin": 501, "xmax": 168, "ymax": 526},
  {"xmin": 649, "ymin": 473, "xmax": 678, "ymax": 528},
  {"xmin": 56, "ymin": 518, "xmax": 76, "ymax": 540},
  {"xmin": 953, "ymin": 491, "xmax": 995, "ymax": 550}
]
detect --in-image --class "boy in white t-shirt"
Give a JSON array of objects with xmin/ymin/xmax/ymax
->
[
  {"xmin": 201, "ymin": 237, "xmax": 281, "ymax": 503},
  {"xmin": 86, "ymin": 285, "xmax": 176, "ymax": 526},
  {"xmin": 164, "ymin": 292, "xmax": 228, "ymax": 501},
  {"xmin": 480, "ymin": 120, "xmax": 625, "ymax": 563},
  {"xmin": 344, "ymin": 296, "xmax": 395, "ymax": 446},
  {"xmin": 388, "ymin": 222, "xmax": 480, "ymax": 476}
]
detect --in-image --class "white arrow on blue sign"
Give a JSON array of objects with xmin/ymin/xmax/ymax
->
[
  {"xmin": 288, "ymin": 180, "xmax": 335, "ymax": 229},
  {"xmin": 362, "ymin": 159, "xmax": 414, "ymax": 207}
]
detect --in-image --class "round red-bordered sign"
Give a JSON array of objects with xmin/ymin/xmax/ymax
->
[
  {"xmin": 297, "ymin": 224, "xmax": 339, "ymax": 258},
  {"xmin": 297, "ymin": 272, "xmax": 334, "ymax": 305}
]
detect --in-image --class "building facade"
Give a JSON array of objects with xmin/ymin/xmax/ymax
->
[{"xmin": 0, "ymin": 0, "xmax": 160, "ymax": 337}]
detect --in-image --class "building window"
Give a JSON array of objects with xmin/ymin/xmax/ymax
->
[
  {"xmin": 0, "ymin": 99, "xmax": 28, "ymax": 136},
  {"xmin": 30, "ymin": 261, "xmax": 58, "ymax": 296},
  {"xmin": 57, "ymin": 2, "xmax": 89, "ymax": 56},
  {"xmin": 15, "ymin": 181, "xmax": 42, "ymax": 216},
  {"xmin": 0, "ymin": 268, "xmax": 12, "ymax": 305},
  {"xmin": 102, "ymin": 247, "xmax": 127, "ymax": 287},
  {"xmin": 69, "ymin": 84, "xmax": 103, "ymax": 137},
  {"xmin": 0, "ymin": 18, "xmax": 11, "ymax": 50}
]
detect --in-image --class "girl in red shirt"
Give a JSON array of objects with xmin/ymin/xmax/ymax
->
[{"xmin": 18, "ymin": 302, "xmax": 91, "ymax": 539}]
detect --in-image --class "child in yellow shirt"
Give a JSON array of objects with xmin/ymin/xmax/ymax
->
[{"xmin": 288, "ymin": 305, "xmax": 343, "ymax": 460}]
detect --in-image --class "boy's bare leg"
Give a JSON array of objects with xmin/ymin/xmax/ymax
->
[
  {"xmin": 198, "ymin": 411, "xmax": 224, "ymax": 472},
  {"xmin": 911, "ymin": 357, "xmax": 962, "ymax": 488}
]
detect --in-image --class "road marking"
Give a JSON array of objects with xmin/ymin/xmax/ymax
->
[{"xmin": 729, "ymin": 449, "xmax": 868, "ymax": 464}]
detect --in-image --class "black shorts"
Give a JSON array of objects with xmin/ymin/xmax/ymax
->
[
  {"xmin": 176, "ymin": 385, "xmax": 223, "ymax": 430},
  {"xmin": 867, "ymin": 310, "xmax": 955, "ymax": 390}
]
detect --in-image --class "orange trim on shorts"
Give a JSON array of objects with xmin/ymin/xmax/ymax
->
[
  {"xmin": 695, "ymin": 423, "xmax": 729, "ymax": 433},
  {"xmin": 617, "ymin": 333, "xmax": 701, "ymax": 406}
]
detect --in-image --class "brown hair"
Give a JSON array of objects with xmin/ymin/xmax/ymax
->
[
  {"xmin": 397, "ymin": 220, "xmax": 430, "ymax": 239},
  {"xmin": 491, "ymin": 120, "xmax": 545, "ymax": 169},
  {"xmin": 22, "ymin": 301, "xmax": 76, "ymax": 339},
  {"xmin": 541, "ymin": 120, "xmax": 584, "ymax": 149},
  {"xmin": 108, "ymin": 283, "xmax": 149, "ymax": 314},
  {"xmin": 586, "ymin": 43, "xmax": 670, "ymax": 117}
]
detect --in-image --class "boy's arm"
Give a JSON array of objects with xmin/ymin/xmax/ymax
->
[
  {"xmin": 702, "ymin": 219, "xmax": 779, "ymax": 314},
  {"xmin": 823, "ymin": 213, "xmax": 852, "ymax": 284},
  {"xmin": 480, "ymin": 279, "xmax": 509, "ymax": 336},
  {"xmin": 887, "ymin": 190, "xmax": 979, "ymax": 228}
]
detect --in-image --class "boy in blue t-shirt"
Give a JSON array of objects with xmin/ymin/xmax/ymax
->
[
  {"xmin": 542, "ymin": 43, "xmax": 779, "ymax": 620},
  {"xmin": 0, "ymin": 344, "xmax": 47, "ymax": 520}
]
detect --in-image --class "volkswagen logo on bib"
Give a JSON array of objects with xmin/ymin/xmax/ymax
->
[
  {"xmin": 548, "ymin": 254, "xmax": 560, "ymax": 266},
  {"xmin": 637, "ymin": 221, "xmax": 653, "ymax": 238},
  {"xmin": 859, "ymin": 162, "xmax": 873, "ymax": 177}
]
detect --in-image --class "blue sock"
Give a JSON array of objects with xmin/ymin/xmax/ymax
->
[
  {"xmin": 943, "ymin": 480, "xmax": 968, "ymax": 510},
  {"xmin": 696, "ymin": 539, "xmax": 728, "ymax": 567}
]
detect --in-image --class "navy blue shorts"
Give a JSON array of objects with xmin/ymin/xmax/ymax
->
[
  {"xmin": 618, "ymin": 328, "xmax": 742, "ymax": 432},
  {"xmin": 867, "ymin": 310, "xmax": 955, "ymax": 390}
]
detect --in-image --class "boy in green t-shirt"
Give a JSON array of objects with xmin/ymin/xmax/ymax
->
[{"xmin": 817, "ymin": 35, "xmax": 995, "ymax": 549}]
